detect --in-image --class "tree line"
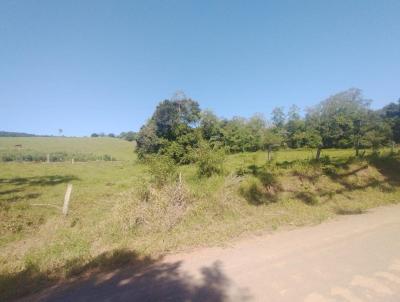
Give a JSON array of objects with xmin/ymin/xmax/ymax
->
[
  {"xmin": 136, "ymin": 88, "xmax": 400, "ymax": 164},
  {"xmin": 91, "ymin": 131, "xmax": 138, "ymax": 141}
]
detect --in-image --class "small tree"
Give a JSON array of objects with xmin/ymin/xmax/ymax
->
[
  {"xmin": 262, "ymin": 129, "xmax": 283, "ymax": 161},
  {"xmin": 195, "ymin": 142, "xmax": 225, "ymax": 177},
  {"xmin": 146, "ymin": 154, "xmax": 177, "ymax": 187},
  {"xmin": 271, "ymin": 107, "xmax": 286, "ymax": 129}
]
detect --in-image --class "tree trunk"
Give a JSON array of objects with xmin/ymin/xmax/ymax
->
[
  {"xmin": 316, "ymin": 146, "xmax": 322, "ymax": 161},
  {"xmin": 355, "ymin": 142, "xmax": 359, "ymax": 157}
]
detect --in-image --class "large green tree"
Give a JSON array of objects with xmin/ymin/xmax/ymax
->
[
  {"xmin": 306, "ymin": 88, "xmax": 371, "ymax": 149},
  {"xmin": 136, "ymin": 98, "xmax": 201, "ymax": 160},
  {"xmin": 379, "ymin": 99, "xmax": 400, "ymax": 143},
  {"xmin": 286, "ymin": 105, "xmax": 305, "ymax": 148}
]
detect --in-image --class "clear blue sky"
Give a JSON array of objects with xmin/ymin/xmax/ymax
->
[{"xmin": 1, "ymin": 0, "xmax": 399, "ymax": 136}]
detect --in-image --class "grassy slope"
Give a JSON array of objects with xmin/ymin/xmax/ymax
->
[
  {"xmin": 0, "ymin": 137, "xmax": 135, "ymax": 161},
  {"xmin": 0, "ymin": 138, "xmax": 399, "ymax": 300}
]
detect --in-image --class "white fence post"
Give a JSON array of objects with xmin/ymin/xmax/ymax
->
[{"xmin": 62, "ymin": 184, "xmax": 73, "ymax": 216}]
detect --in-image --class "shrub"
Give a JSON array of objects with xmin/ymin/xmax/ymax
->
[
  {"xmin": 50, "ymin": 152, "xmax": 67, "ymax": 162},
  {"xmin": 322, "ymin": 165, "xmax": 337, "ymax": 176},
  {"xmin": 116, "ymin": 181, "xmax": 192, "ymax": 234},
  {"xmin": 257, "ymin": 168, "xmax": 279, "ymax": 187},
  {"xmin": 102, "ymin": 154, "xmax": 112, "ymax": 161},
  {"xmin": 239, "ymin": 177, "xmax": 265, "ymax": 205},
  {"xmin": 235, "ymin": 165, "xmax": 251, "ymax": 176},
  {"xmin": 162, "ymin": 142, "xmax": 186, "ymax": 164},
  {"xmin": 1, "ymin": 153, "xmax": 15, "ymax": 162},
  {"xmin": 146, "ymin": 154, "xmax": 177, "ymax": 187},
  {"xmin": 195, "ymin": 143, "xmax": 225, "ymax": 177}
]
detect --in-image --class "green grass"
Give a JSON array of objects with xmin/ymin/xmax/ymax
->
[
  {"xmin": 0, "ymin": 139, "xmax": 399, "ymax": 301},
  {"xmin": 0, "ymin": 137, "xmax": 136, "ymax": 161}
]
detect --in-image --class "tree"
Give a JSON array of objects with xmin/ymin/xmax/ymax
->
[
  {"xmin": 287, "ymin": 105, "xmax": 300, "ymax": 121},
  {"xmin": 286, "ymin": 105, "xmax": 304, "ymax": 148},
  {"xmin": 261, "ymin": 128, "xmax": 283, "ymax": 161},
  {"xmin": 152, "ymin": 99, "xmax": 201, "ymax": 141},
  {"xmin": 247, "ymin": 114, "xmax": 267, "ymax": 151},
  {"xmin": 379, "ymin": 99, "xmax": 400, "ymax": 143},
  {"xmin": 136, "ymin": 97, "xmax": 202, "ymax": 162},
  {"xmin": 119, "ymin": 131, "xmax": 138, "ymax": 142},
  {"xmin": 271, "ymin": 107, "xmax": 285, "ymax": 128},
  {"xmin": 306, "ymin": 88, "xmax": 371, "ymax": 149},
  {"xmin": 136, "ymin": 121, "xmax": 163, "ymax": 158},
  {"xmin": 221, "ymin": 117, "xmax": 252, "ymax": 152},
  {"xmin": 360, "ymin": 111, "xmax": 392, "ymax": 152},
  {"xmin": 200, "ymin": 110, "xmax": 223, "ymax": 144}
]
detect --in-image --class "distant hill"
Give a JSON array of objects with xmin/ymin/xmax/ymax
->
[{"xmin": 0, "ymin": 131, "xmax": 37, "ymax": 137}]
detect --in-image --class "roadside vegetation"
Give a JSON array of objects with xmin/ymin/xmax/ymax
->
[{"xmin": 1, "ymin": 88, "xmax": 400, "ymax": 300}]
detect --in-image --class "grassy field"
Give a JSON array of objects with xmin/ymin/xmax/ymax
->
[
  {"xmin": 0, "ymin": 137, "xmax": 399, "ymax": 300},
  {"xmin": 0, "ymin": 137, "xmax": 136, "ymax": 161}
]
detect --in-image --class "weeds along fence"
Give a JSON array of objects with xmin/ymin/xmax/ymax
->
[{"xmin": 0, "ymin": 150, "xmax": 116, "ymax": 162}]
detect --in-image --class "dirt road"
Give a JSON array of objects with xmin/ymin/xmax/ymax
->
[{"xmin": 31, "ymin": 204, "xmax": 400, "ymax": 302}]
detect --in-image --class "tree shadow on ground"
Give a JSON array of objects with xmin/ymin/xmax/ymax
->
[
  {"xmin": 334, "ymin": 207, "xmax": 366, "ymax": 215},
  {"xmin": 0, "ymin": 192, "xmax": 41, "ymax": 203},
  {"xmin": 1, "ymin": 249, "xmax": 250, "ymax": 302},
  {"xmin": 294, "ymin": 191, "xmax": 319, "ymax": 205},
  {"xmin": 322, "ymin": 155, "xmax": 400, "ymax": 197},
  {"xmin": 240, "ymin": 164, "xmax": 282, "ymax": 205},
  {"xmin": 0, "ymin": 175, "xmax": 79, "ymax": 187},
  {"xmin": 0, "ymin": 175, "xmax": 79, "ymax": 205},
  {"xmin": 368, "ymin": 154, "xmax": 400, "ymax": 186},
  {"xmin": 244, "ymin": 154, "xmax": 400, "ymax": 207}
]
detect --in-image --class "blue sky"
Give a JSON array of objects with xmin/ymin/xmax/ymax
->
[{"xmin": 1, "ymin": 0, "xmax": 399, "ymax": 136}]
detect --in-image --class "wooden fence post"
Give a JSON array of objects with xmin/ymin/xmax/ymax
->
[
  {"xmin": 62, "ymin": 184, "xmax": 73, "ymax": 216},
  {"xmin": 267, "ymin": 145, "xmax": 272, "ymax": 161}
]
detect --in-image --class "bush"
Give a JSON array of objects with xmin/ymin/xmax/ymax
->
[
  {"xmin": 117, "ymin": 181, "xmax": 192, "ymax": 234},
  {"xmin": 102, "ymin": 154, "xmax": 112, "ymax": 161},
  {"xmin": 195, "ymin": 143, "xmax": 225, "ymax": 177},
  {"xmin": 235, "ymin": 165, "xmax": 251, "ymax": 176},
  {"xmin": 1, "ymin": 153, "xmax": 15, "ymax": 162},
  {"xmin": 239, "ymin": 177, "xmax": 266, "ymax": 205},
  {"xmin": 50, "ymin": 152, "xmax": 67, "ymax": 162},
  {"xmin": 146, "ymin": 154, "xmax": 177, "ymax": 187}
]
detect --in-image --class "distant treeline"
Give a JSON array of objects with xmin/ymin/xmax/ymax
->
[
  {"xmin": 91, "ymin": 131, "xmax": 138, "ymax": 141},
  {"xmin": 0, "ymin": 151, "xmax": 116, "ymax": 162},
  {"xmin": 136, "ymin": 88, "xmax": 400, "ymax": 164},
  {"xmin": 0, "ymin": 131, "xmax": 37, "ymax": 137}
]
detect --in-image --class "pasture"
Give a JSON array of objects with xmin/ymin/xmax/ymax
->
[
  {"xmin": 0, "ymin": 136, "xmax": 135, "ymax": 162},
  {"xmin": 0, "ymin": 137, "xmax": 399, "ymax": 300}
]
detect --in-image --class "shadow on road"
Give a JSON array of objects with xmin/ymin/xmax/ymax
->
[{"xmin": 1, "ymin": 249, "xmax": 250, "ymax": 302}]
